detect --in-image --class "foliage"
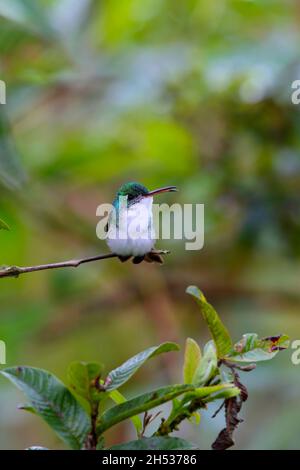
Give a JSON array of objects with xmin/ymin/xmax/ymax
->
[
  {"xmin": 1, "ymin": 366, "xmax": 90, "ymax": 450},
  {"xmin": 0, "ymin": 286, "xmax": 289, "ymax": 450}
]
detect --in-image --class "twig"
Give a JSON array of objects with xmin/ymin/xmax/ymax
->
[
  {"xmin": 211, "ymin": 400, "xmax": 225, "ymax": 419},
  {"xmin": 141, "ymin": 411, "xmax": 161, "ymax": 437},
  {"xmin": 0, "ymin": 250, "xmax": 170, "ymax": 279},
  {"xmin": 155, "ymin": 397, "xmax": 205, "ymax": 436}
]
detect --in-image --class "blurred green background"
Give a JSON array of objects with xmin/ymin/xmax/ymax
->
[{"xmin": 0, "ymin": 0, "xmax": 299, "ymax": 450}]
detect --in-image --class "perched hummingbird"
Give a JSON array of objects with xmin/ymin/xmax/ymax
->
[{"xmin": 106, "ymin": 182, "xmax": 177, "ymax": 264}]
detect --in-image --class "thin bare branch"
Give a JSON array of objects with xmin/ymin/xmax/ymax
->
[{"xmin": 0, "ymin": 250, "xmax": 170, "ymax": 279}]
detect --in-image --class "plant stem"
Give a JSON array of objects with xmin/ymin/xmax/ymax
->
[
  {"xmin": 85, "ymin": 404, "xmax": 99, "ymax": 450},
  {"xmin": 155, "ymin": 398, "xmax": 205, "ymax": 436}
]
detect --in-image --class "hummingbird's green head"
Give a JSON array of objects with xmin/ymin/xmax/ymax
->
[
  {"xmin": 117, "ymin": 182, "xmax": 149, "ymax": 202},
  {"xmin": 115, "ymin": 182, "xmax": 177, "ymax": 205}
]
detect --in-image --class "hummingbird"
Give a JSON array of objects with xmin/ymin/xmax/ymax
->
[{"xmin": 106, "ymin": 182, "xmax": 177, "ymax": 264}]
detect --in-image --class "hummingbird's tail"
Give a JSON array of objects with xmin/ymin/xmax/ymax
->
[{"xmin": 144, "ymin": 252, "xmax": 164, "ymax": 264}]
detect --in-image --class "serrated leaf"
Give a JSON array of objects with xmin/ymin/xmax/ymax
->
[
  {"xmin": 183, "ymin": 338, "xmax": 201, "ymax": 384},
  {"xmin": 109, "ymin": 436, "xmax": 198, "ymax": 450},
  {"xmin": 186, "ymin": 286, "xmax": 232, "ymax": 358},
  {"xmin": 97, "ymin": 384, "xmax": 194, "ymax": 434},
  {"xmin": 1, "ymin": 367, "xmax": 91, "ymax": 449},
  {"xmin": 105, "ymin": 342, "xmax": 180, "ymax": 391},
  {"xmin": 229, "ymin": 333, "xmax": 290, "ymax": 362},
  {"xmin": 108, "ymin": 389, "xmax": 142, "ymax": 435},
  {"xmin": 192, "ymin": 340, "xmax": 218, "ymax": 386}
]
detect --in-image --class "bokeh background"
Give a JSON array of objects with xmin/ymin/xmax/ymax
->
[{"xmin": 0, "ymin": 0, "xmax": 299, "ymax": 450}]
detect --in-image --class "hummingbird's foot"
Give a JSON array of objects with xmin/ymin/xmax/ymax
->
[
  {"xmin": 132, "ymin": 255, "xmax": 145, "ymax": 264},
  {"xmin": 118, "ymin": 255, "xmax": 132, "ymax": 263}
]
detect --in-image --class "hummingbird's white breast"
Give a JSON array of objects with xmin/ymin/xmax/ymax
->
[{"xmin": 106, "ymin": 197, "xmax": 155, "ymax": 256}]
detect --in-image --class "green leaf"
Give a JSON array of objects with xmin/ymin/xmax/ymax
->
[
  {"xmin": 164, "ymin": 384, "xmax": 239, "ymax": 429},
  {"xmin": 190, "ymin": 411, "xmax": 201, "ymax": 425},
  {"xmin": 0, "ymin": 218, "xmax": 9, "ymax": 230},
  {"xmin": 183, "ymin": 338, "xmax": 201, "ymax": 384},
  {"xmin": 181, "ymin": 383, "xmax": 240, "ymax": 405},
  {"xmin": 205, "ymin": 386, "xmax": 240, "ymax": 402},
  {"xmin": 192, "ymin": 340, "xmax": 218, "ymax": 386},
  {"xmin": 108, "ymin": 389, "xmax": 142, "ymax": 435},
  {"xmin": 228, "ymin": 334, "xmax": 290, "ymax": 362},
  {"xmin": 97, "ymin": 384, "xmax": 194, "ymax": 434},
  {"xmin": 67, "ymin": 361, "xmax": 103, "ymax": 404},
  {"xmin": 105, "ymin": 342, "xmax": 180, "ymax": 391},
  {"xmin": 1, "ymin": 367, "xmax": 91, "ymax": 449},
  {"xmin": 186, "ymin": 286, "xmax": 232, "ymax": 358},
  {"xmin": 109, "ymin": 437, "xmax": 198, "ymax": 450}
]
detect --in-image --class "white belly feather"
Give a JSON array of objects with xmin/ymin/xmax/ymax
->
[{"xmin": 106, "ymin": 197, "xmax": 155, "ymax": 256}]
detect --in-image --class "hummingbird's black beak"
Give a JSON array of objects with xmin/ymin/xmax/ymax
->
[{"xmin": 146, "ymin": 186, "xmax": 178, "ymax": 197}]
